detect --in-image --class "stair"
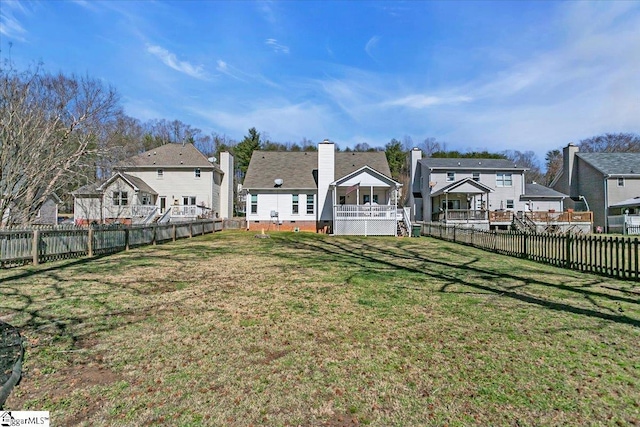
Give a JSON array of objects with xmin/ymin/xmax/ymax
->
[{"xmin": 397, "ymin": 220, "xmax": 409, "ymax": 237}]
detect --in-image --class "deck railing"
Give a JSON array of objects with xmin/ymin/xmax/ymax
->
[{"xmin": 335, "ymin": 205, "xmax": 397, "ymax": 218}]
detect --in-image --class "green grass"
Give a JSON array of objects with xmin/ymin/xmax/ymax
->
[{"xmin": 1, "ymin": 231, "xmax": 639, "ymax": 426}]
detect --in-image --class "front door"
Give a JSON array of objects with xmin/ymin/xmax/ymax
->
[{"xmin": 160, "ymin": 196, "xmax": 166, "ymax": 213}]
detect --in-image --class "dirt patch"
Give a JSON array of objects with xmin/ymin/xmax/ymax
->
[{"xmin": 322, "ymin": 412, "xmax": 360, "ymax": 426}]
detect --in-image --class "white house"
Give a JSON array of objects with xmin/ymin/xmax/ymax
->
[
  {"xmin": 72, "ymin": 143, "xmax": 234, "ymax": 225},
  {"xmin": 242, "ymin": 140, "xmax": 404, "ymax": 235}
]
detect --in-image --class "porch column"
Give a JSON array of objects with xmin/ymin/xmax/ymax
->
[{"xmin": 332, "ymin": 185, "xmax": 337, "ymax": 222}]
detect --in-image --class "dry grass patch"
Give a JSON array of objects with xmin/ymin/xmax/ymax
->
[{"xmin": 1, "ymin": 231, "xmax": 639, "ymax": 426}]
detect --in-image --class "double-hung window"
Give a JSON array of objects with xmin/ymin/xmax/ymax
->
[
  {"xmin": 618, "ymin": 178, "xmax": 625, "ymax": 187},
  {"xmin": 112, "ymin": 191, "xmax": 128, "ymax": 206},
  {"xmin": 306, "ymin": 195, "xmax": 314, "ymax": 214},
  {"xmin": 251, "ymin": 195, "xmax": 258, "ymax": 214},
  {"xmin": 496, "ymin": 173, "xmax": 513, "ymax": 187},
  {"xmin": 446, "ymin": 172, "xmax": 455, "ymax": 182},
  {"xmin": 195, "ymin": 168, "xmax": 201, "ymax": 178},
  {"xmin": 473, "ymin": 172, "xmax": 481, "ymax": 182},
  {"xmin": 292, "ymin": 195, "xmax": 299, "ymax": 214}
]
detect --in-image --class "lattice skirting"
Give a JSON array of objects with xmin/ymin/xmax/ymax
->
[{"xmin": 334, "ymin": 219, "xmax": 397, "ymax": 236}]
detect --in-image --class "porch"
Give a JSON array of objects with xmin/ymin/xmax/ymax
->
[{"xmin": 333, "ymin": 205, "xmax": 405, "ymax": 236}]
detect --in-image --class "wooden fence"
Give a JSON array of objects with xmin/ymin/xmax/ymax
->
[
  {"xmin": 420, "ymin": 222, "xmax": 639, "ymax": 281},
  {"xmin": 0, "ymin": 219, "xmax": 223, "ymax": 268}
]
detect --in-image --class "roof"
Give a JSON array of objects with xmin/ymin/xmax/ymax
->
[
  {"xmin": 97, "ymin": 172, "xmax": 158, "ymax": 195},
  {"xmin": 418, "ymin": 157, "xmax": 529, "ymax": 171},
  {"xmin": 522, "ymin": 183, "xmax": 567, "ymax": 199},
  {"xmin": 431, "ymin": 177, "xmax": 494, "ymax": 197},
  {"xmin": 71, "ymin": 182, "xmax": 102, "ymax": 196},
  {"xmin": 116, "ymin": 143, "xmax": 219, "ymax": 170},
  {"xmin": 243, "ymin": 151, "xmax": 392, "ymax": 190},
  {"xmin": 576, "ymin": 153, "xmax": 640, "ymax": 176},
  {"xmin": 609, "ymin": 196, "xmax": 640, "ymax": 209}
]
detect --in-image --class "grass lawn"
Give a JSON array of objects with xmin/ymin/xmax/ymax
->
[{"xmin": 1, "ymin": 231, "xmax": 639, "ymax": 426}]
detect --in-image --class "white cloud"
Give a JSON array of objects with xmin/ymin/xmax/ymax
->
[
  {"xmin": 364, "ymin": 36, "xmax": 380, "ymax": 60},
  {"xmin": 265, "ymin": 38, "xmax": 290, "ymax": 54},
  {"xmin": 0, "ymin": 0, "xmax": 28, "ymax": 41},
  {"xmin": 146, "ymin": 44, "xmax": 206, "ymax": 79},
  {"xmin": 384, "ymin": 94, "xmax": 473, "ymax": 109}
]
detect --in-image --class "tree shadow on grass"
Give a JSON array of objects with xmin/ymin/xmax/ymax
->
[{"xmin": 273, "ymin": 234, "xmax": 640, "ymax": 329}]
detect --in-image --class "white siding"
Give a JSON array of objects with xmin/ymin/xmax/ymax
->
[
  {"xmin": 246, "ymin": 191, "xmax": 316, "ymax": 223},
  {"xmin": 74, "ymin": 197, "xmax": 101, "ymax": 222},
  {"xmin": 125, "ymin": 168, "xmax": 216, "ymax": 211},
  {"xmin": 317, "ymin": 142, "xmax": 335, "ymax": 221}
]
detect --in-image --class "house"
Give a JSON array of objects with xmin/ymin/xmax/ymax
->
[
  {"xmin": 552, "ymin": 143, "xmax": 640, "ymax": 232},
  {"xmin": 1, "ymin": 193, "xmax": 61, "ymax": 227},
  {"xmin": 72, "ymin": 143, "xmax": 234, "ymax": 225},
  {"xmin": 407, "ymin": 149, "xmax": 590, "ymax": 232},
  {"xmin": 242, "ymin": 140, "xmax": 404, "ymax": 235}
]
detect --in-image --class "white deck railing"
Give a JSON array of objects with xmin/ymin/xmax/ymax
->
[{"xmin": 335, "ymin": 204, "xmax": 397, "ymax": 219}]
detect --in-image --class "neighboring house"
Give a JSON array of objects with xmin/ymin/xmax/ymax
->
[
  {"xmin": 407, "ymin": 149, "xmax": 589, "ymax": 232},
  {"xmin": 242, "ymin": 140, "xmax": 404, "ymax": 235},
  {"xmin": 72, "ymin": 143, "xmax": 234, "ymax": 225},
  {"xmin": 552, "ymin": 143, "xmax": 640, "ymax": 232},
  {"xmin": 1, "ymin": 193, "xmax": 61, "ymax": 226}
]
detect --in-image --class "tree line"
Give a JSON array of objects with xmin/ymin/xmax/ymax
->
[{"xmin": 2, "ymin": 61, "xmax": 638, "ymax": 225}]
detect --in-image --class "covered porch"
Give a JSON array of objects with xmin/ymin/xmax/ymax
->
[
  {"xmin": 330, "ymin": 166, "xmax": 403, "ymax": 236},
  {"xmin": 430, "ymin": 178, "xmax": 493, "ymax": 228}
]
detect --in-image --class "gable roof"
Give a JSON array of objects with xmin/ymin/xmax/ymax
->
[
  {"xmin": 71, "ymin": 182, "xmax": 103, "ymax": 196},
  {"xmin": 116, "ymin": 143, "xmax": 219, "ymax": 170},
  {"xmin": 97, "ymin": 172, "xmax": 158, "ymax": 195},
  {"xmin": 522, "ymin": 183, "xmax": 567, "ymax": 199},
  {"xmin": 332, "ymin": 165, "xmax": 401, "ymax": 187},
  {"xmin": 431, "ymin": 177, "xmax": 495, "ymax": 197},
  {"xmin": 576, "ymin": 153, "xmax": 640, "ymax": 176},
  {"xmin": 419, "ymin": 157, "xmax": 529, "ymax": 171},
  {"xmin": 242, "ymin": 151, "xmax": 392, "ymax": 190}
]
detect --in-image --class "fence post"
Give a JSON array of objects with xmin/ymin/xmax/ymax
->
[
  {"xmin": 635, "ymin": 237, "xmax": 639, "ymax": 280},
  {"xmin": 565, "ymin": 232, "xmax": 572, "ymax": 269},
  {"xmin": 152, "ymin": 224, "xmax": 157, "ymax": 245},
  {"xmin": 189, "ymin": 222, "xmax": 193, "ymax": 238},
  {"xmin": 470, "ymin": 227, "xmax": 474, "ymax": 246},
  {"xmin": 32, "ymin": 230, "xmax": 40, "ymax": 266},
  {"xmin": 88, "ymin": 228, "xmax": 94, "ymax": 257},
  {"xmin": 523, "ymin": 232, "xmax": 528, "ymax": 259},
  {"xmin": 172, "ymin": 224, "xmax": 177, "ymax": 242},
  {"xmin": 125, "ymin": 227, "xmax": 130, "ymax": 251},
  {"xmin": 453, "ymin": 225, "xmax": 456, "ymax": 242}
]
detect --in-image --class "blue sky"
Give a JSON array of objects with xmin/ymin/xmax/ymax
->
[{"xmin": 1, "ymin": 0, "xmax": 639, "ymax": 161}]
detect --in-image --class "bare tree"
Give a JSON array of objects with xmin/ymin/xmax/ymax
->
[
  {"xmin": 420, "ymin": 137, "xmax": 442, "ymax": 157},
  {"xmin": 501, "ymin": 150, "xmax": 543, "ymax": 184},
  {"xmin": 579, "ymin": 132, "xmax": 640, "ymax": 153},
  {"xmin": 0, "ymin": 64, "xmax": 120, "ymax": 226}
]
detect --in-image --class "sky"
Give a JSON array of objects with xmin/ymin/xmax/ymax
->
[{"xmin": 1, "ymin": 0, "xmax": 639, "ymax": 163}]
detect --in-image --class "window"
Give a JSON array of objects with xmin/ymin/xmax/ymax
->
[
  {"xmin": 157, "ymin": 169, "xmax": 164, "ymax": 179},
  {"xmin": 363, "ymin": 195, "xmax": 378, "ymax": 204},
  {"xmin": 251, "ymin": 195, "xmax": 258, "ymax": 214},
  {"xmin": 306, "ymin": 195, "xmax": 314, "ymax": 214},
  {"xmin": 339, "ymin": 196, "xmax": 346, "ymax": 205},
  {"xmin": 183, "ymin": 196, "xmax": 196, "ymax": 205},
  {"xmin": 141, "ymin": 195, "xmax": 151, "ymax": 205},
  {"xmin": 446, "ymin": 172, "xmax": 455, "ymax": 182},
  {"xmin": 618, "ymin": 177, "xmax": 625, "ymax": 187},
  {"xmin": 506, "ymin": 199, "xmax": 514, "ymax": 209},
  {"xmin": 292, "ymin": 195, "xmax": 299, "ymax": 214},
  {"xmin": 442, "ymin": 200, "xmax": 461, "ymax": 210},
  {"xmin": 473, "ymin": 172, "xmax": 480, "ymax": 182},
  {"xmin": 496, "ymin": 173, "xmax": 513, "ymax": 187},
  {"xmin": 112, "ymin": 191, "xmax": 128, "ymax": 206},
  {"xmin": 195, "ymin": 168, "xmax": 201, "ymax": 178}
]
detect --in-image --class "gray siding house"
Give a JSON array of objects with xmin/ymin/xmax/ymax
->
[{"xmin": 552, "ymin": 143, "xmax": 640, "ymax": 232}]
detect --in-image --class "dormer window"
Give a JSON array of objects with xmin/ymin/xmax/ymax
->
[{"xmin": 195, "ymin": 168, "xmax": 201, "ymax": 178}]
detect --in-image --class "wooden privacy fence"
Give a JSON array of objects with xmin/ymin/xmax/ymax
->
[
  {"xmin": 420, "ymin": 222, "xmax": 639, "ymax": 281},
  {"xmin": 0, "ymin": 219, "xmax": 223, "ymax": 268}
]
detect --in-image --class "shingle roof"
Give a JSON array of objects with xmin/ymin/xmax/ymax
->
[
  {"xmin": 242, "ymin": 151, "xmax": 392, "ymax": 190},
  {"xmin": 120, "ymin": 173, "xmax": 158, "ymax": 195},
  {"xmin": 418, "ymin": 157, "xmax": 528, "ymax": 170},
  {"xmin": 576, "ymin": 153, "xmax": 640, "ymax": 176},
  {"xmin": 71, "ymin": 182, "xmax": 102, "ymax": 196},
  {"xmin": 116, "ymin": 143, "xmax": 218, "ymax": 169},
  {"xmin": 523, "ymin": 183, "xmax": 567, "ymax": 199}
]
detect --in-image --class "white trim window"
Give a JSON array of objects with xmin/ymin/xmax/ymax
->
[
  {"xmin": 292, "ymin": 194, "xmax": 299, "ymax": 214},
  {"xmin": 195, "ymin": 168, "xmax": 201, "ymax": 178},
  {"xmin": 617, "ymin": 177, "xmax": 625, "ymax": 187},
  {"xmin": 306, "ymin": 194, "xmax": 314, "ymax": 214},
  {"xmin": 473, "ymin": 172, "xmax": 480, "ymax": 182},
  {"xmin": 112, "ymin": 191, "xmax": 128, "ymax": 206},
  {"xmin": 446, "ymin": 172, "xmax": 455, "ymax": 182},
  {"xmin": 157, "ymin": 169, "xmax": 164, "ymax": 179},
  {"xmin": 506, "ymin": 199, "xmax": 514, "ymax": 209},
  {"xmin": 251, "ymin": 195, "xmax": 258, "ymax": 214},
  {"xmin": 496, "ymin": 173, "xmax": 513, "ymax": 187}
]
